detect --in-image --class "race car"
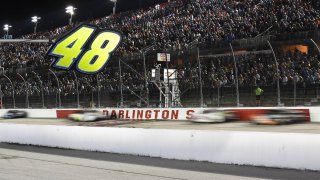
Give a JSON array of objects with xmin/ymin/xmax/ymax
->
[
  {"xmin": 251, "ymin": 109, "xmax": 307, "ymax": 125},
  {"xmin": 190, "ymin": 109, "xmax": 237, "ymax": 123},
  {"xmin": 68, "ymin": 110, "xmax": 110, "ymax": 122},
  {"xmin": 2, "ymin": 110, "xmax": 28, "ymax": 119}
]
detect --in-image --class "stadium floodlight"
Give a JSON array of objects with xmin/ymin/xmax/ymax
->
[
  {"xmin": 65, "ymin": 6, "xmax": 76, "ymax": 25},
  {"xmin": 31, "ymin": 16, "xmax": 41, "ymax": 33},
  {"xmin": 3, "ymin": 24, "xmax": 12, "ymax": 35},
  {"xmin": 110, "ymin": 0, "xmax": 117, "ymax": 15}
]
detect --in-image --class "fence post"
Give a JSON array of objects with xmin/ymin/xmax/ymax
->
[
  {"xmin": 3, "ymin": 74, "xmax": 15, "ymax": 109},
  {"xmin": 97, "ymin": 74, "xmax": 101, "ymax": 108},
  {"xmin": 72, "ymin": 71, "xmax": 80, "ymax": 108},
  {"xmin": 0, "ymin": 85, "xmax": 3, "ymax": 109},
  {"xmin": 310, "ymin": 39, "xmax": 320, "ymax": 100},
  {"xmin": 217, "ymin": 84, "xmax": 220, "ymax": 107},
  {"xmin": 197, "ymin": 46, "xmax": 204, "ymax": 107},
  {"xmin": 165, "ymin": 50, "xmax": 171, "ymax": 108},
  {"xmin": 49, "ymin": 69, "xmax": 61, "ymax": 108},
  {"xmin": 267, "ymin": 40, "xmax": 281, "ymax": 106},
  {"xmin": 17, "ymin": 73, "xmax": 29, "ymax": 108},
  {"xmin": 294, "ymin": 79, "xmax": 297, "ymax": 106},
  {"xmin": 118, "ymin": 58, "xmax": 124, "ymax": 107},
  {"xmin": 141, "ymin": 45, "xmax": 157, "ymax": 107},
  {"xmin": 32, "ymin": 71, "xmax": 45, "ymax": 108},
  {"xmin": 230, "ymin": 43, "xmax": 240, "ymax": 107},
  {"xmin": 310, "ymin": 39, "xmax": 320, "ymax": 54},
  {"xmin": 91, "ymin": 88, "xmax": 94, "ymax": 108}
]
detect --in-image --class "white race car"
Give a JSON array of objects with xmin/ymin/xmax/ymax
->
[
  {"xmin": 190, "ymin": 109, "xmax": 237, "ymax": 123},
  {"xmin": 68, "ymin": 110, "xmax": 110, "ymax": 122}
]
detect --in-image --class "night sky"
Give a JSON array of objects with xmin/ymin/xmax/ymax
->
[{"xmin": 0, "ymin": 0, "xmax": 167, "ymax": 37}]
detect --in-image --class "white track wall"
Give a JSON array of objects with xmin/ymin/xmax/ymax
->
[
  {"xmin": 0, "ymin": 123, "xmax": 320, "ymax": 171},
  {"xmin": 308, "ymin": 107, "xmax": 320, "ymax": 122}
]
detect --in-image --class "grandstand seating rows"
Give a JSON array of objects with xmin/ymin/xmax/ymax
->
[{"xmin": 0, "ymin": 0, "xmax": 319, "ymax": 107}]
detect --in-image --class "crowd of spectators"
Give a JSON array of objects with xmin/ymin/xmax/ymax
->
[
  {"xmin": 1, "ymin": 49, "xmax": 319, "ymax": 99},
  {"xmin": 0, "ymin": 0, "xmax": 319, "ymax": 99},
  {"xmin": 22, "ymin": 0, "xmax": 320, "ymax": 55},
  {"xmin": 176, "ymin": 50, "xmax": 320, "ymax": 90},
  {"xmin": 0, "ymin": 61, "xmax": 147, "ymax": 97},
  {"xmin": 0, "ymin": 43, "xmax": 50, "ymax": 69}
]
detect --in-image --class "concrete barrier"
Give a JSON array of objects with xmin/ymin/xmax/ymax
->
[
  {"xmin": 0, "ymin": 123, "xmax": 320, "ymax": 171},
  {"xmin": 308, "ymin": 107, "xmax": 320, "ymax": 123}
]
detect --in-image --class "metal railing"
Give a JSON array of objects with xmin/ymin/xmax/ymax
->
[{"xmin": 1, "ymin": 83, "xmax": 318, "ymax": 109}]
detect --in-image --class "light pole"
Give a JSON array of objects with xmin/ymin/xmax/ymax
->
[
  {"xmin": 65, "ymin": 6, "xmax": 76, "ymax": 25},
  {"xmin": 110, "ymin": 0, "xmax": 117, "ymax": 15},
  {"xmin": 31, "ymin": 16, "xmax": 41, "ymax": 34},
  {"xmin": 3, "ymin": 24, "xmax": 12, "ymax": 37}
]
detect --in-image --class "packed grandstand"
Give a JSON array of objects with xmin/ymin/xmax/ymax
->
[{"xmin": 0, "ymin": 0, "xmax": 319, "ymax": 108}]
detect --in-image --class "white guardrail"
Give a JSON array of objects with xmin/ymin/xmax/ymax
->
[{"xmin": 0, "ymin": 124, "xmax": 320, "ymax": 171}]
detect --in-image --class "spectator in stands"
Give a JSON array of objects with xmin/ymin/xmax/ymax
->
[{"xmin": 255, "ymin": 86, "xmax": 264, "ymax": 106}]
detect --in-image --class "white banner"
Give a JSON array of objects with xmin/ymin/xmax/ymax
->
[
  {"xmin": 163, "ymin": 69, "xmax": 177, "ymax": 80},
  {"xmin": 157, "ymin": 53, "xmax": 170, "ymax": 62}
]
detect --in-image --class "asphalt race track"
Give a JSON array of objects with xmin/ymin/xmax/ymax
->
[
  {"xmin": 1, "ymin": 118, "xmax": 320, "ymax": 179},
  {"xmin": 1, "ymin": 143, "xmax": 320, "ymax": 180}
]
